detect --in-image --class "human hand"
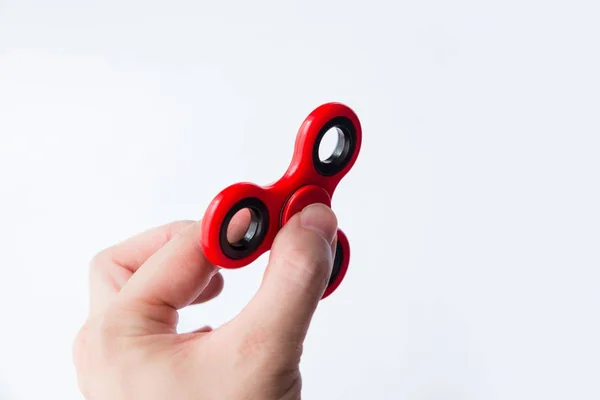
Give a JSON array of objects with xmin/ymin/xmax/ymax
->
[{"xmin": 73, "ymin": 203, "xmax": 338, "ymax": 400}]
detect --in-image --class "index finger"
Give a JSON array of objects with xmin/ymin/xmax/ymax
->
[{"xmin": 89, "ymin": 220, "xmax": 195, "ymax": 316}]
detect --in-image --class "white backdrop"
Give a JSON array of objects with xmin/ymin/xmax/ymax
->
[{"xmin": 1, "ymin": 1, "xmax": 599, "ymax": 399}]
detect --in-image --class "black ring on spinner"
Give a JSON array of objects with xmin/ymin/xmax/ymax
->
[
  {"xmin": 219, "ymin": 197, "xmax": 269, "ymax": 260},
  {"xmin": 312, "ymin": 116, "xmax": 357, "ymax": 177},
  {"xmin": 327, "ymin": 239, "xmax": 344, "ymax": 287}
]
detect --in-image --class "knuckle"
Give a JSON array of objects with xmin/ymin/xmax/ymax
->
[
  {"xmin": 95, "ymin": 312, "xmax": 122, "ymax": 347},
  {"xmin": 89, "ymin": 247, "xmax": 113, "ymax": 273},
  {"xmin": 73, "ymin": 323, "xmax": 98, "ymax": 397},
  {"xmin": 72, "ymin": 314, "xmax": 132, "ymax": 398},
  {"xmin": 72, "ymin": 323, "xmax": 89, "ymax": 368},
  {"xmin": 79, "ymin": 313, "xmax": 121, "ymax": 360}
]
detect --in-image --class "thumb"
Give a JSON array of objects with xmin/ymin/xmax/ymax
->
[{"xmin": 235, "ymin": 203, "xmax": 337, "ymax": 345}]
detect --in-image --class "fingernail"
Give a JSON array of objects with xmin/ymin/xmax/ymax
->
[{"xmin": 300, "ymin": 203, "xmax": 338, "ymax": 244}]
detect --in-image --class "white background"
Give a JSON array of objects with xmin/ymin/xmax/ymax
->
[{"xmin": 1, "ymin": 1, "xmax": 599, "ymax": 399}]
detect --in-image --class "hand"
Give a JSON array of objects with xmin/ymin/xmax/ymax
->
[{"xmin": 73, "ymin": 203, "xmax": 338, "ymax": 400}]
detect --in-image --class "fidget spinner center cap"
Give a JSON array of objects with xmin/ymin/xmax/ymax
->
[{"xmin": 280, "ymin": 185, "xmax": 332, "ymax": 226}]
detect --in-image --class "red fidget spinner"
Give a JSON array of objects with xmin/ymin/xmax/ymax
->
[{"xmin": 200, "ymin": 102, "xmax": 362, "ymax": 299}]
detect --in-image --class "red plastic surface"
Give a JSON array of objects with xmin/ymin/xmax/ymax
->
[
  {"xmin": 280, "ymin": 185, "xmax": 331, "ymax": 225},
  {"xmin": 200, "ymin": 102, "xmax": 362, "ymax": 298}
]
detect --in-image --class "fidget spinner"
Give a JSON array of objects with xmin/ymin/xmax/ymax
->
[{"xmin": 200, "ymin": 102, "xmax": 362, "ymax": 298}]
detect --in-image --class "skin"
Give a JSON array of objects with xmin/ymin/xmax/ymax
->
[{"xmin": 73, "ymin": 203, "xmax": 338, "ymax": 400}]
